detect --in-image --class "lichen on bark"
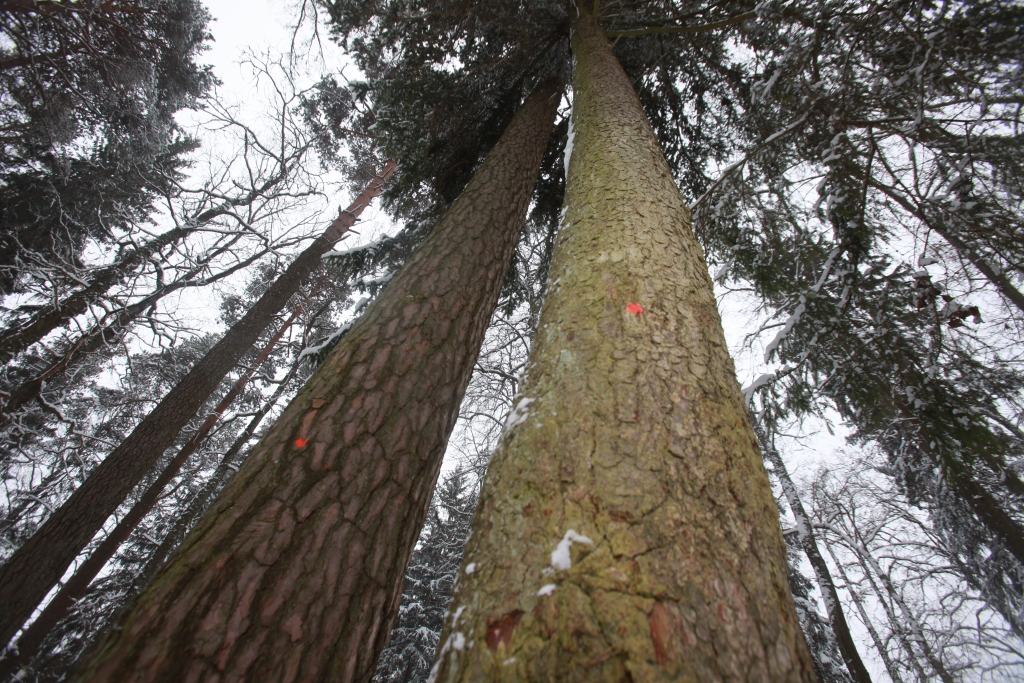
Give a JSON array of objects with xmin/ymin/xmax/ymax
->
[{"xmin": 432, "ymin": 9, "xmax": 817, "ymax": 682}]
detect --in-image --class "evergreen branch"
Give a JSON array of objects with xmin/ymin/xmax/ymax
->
[
  {"xmin": 691, "ymin": 110, "xmax": 811, "ymax": 211},
  {"xmin": 605, "ymin": 11, "xmax": 755, "ymax": 38}
]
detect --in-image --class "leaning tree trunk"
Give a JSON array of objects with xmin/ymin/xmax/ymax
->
[
  {"xmin": 74, "ymin": 80, "xmax": 561, "ymax": 683},
  {"xmin": 0, "ymin": 162, "xmax": 396, "ymax": 650},
  {"xmin": 757, "ymin": 427, "xmax": 873, "ymax": 683},
  {"xmin": 0, "ymin": 306, "xmax": 304, "ymax": 680},
  {"xmin": 431, "ymin": 10, "xmax": 816, "ymax": 682},
  {"xmin": 128, "ymin": 341, "xmax": 313, "ymax": 597}
]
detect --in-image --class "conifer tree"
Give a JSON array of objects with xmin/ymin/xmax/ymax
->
[
  {"xmin": 372, "ymin": 469, "xmax": 477, "ymax": 683},
  {"xmin": 0, "ymin": 163, "xmax": 395, "ymax": 650},
  {"xmin": 432, "ymin": 8, "xmax": 815, "ymax": 680},
  {"xmin": 75, "ymin": 80, "xmax": 560, "ymax": 683}
]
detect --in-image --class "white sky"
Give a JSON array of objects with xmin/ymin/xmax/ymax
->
[{"xmin": 188, "ymin": 6, "xmax": 878, "ymax": 671}]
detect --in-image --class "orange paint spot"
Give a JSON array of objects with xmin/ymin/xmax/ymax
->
[
  {"xmin": 295, "ymin": 437, "xmax": 309, "ymax": 448},
  {"xmin": 626, "ymin": 302, "xmax": 644, "ymax": 313}
]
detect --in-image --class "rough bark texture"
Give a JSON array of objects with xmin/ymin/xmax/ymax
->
[
  {"xmin": 432, "ymin": 11, "xmax": 816, "ymax": 683},
  {"xmin": 129, "ymin": 353, "xmax": 308, "ymax": 599},
  {"xmin": 0, "ymin": 163, "xmax": 395, "ymax": 651},
  {"xmin": 0, "ymin": 308, "xmax": 302, "ymax": 680},
  {"xmin": 74, "ymin": 82, "xmax": 561, "ymax": 683},
  {"xmin": 758, "ymin": 429, "xmax": 873, "ymax": 683}
]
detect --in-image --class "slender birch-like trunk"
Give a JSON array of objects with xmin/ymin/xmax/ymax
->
[
  {"xmin": 74, "ymin": 81, "xmax": 561, "ymax": 683},
  {"xmin": 0, "ymin": 162, "xmax": 395, "ymax": 650},
  {"xmin": 758, "ymin": 428, "xmax": 873, "ymax": 683},
  {"xmin": 432, "ymin": 9, "xmax": 816, "ymax": 682}
]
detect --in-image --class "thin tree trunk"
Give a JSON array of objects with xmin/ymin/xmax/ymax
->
[
  {"xmin": 75, "ymin": 81, "xmax": 561, "ymax": 683},
  {"xmin": 823, "ymin": 524, "xmax": 954, "ymax": 683},
  {"xmin": 824, "ymin": 544, "xmax": 906, "ymax": 683},
  {"xmin": 758, "ymin": 428, "xmax": 873, "ymax": 683},
  {"xmin": 0, "ymin": 173, "xmax": 296, "ymax": 363},
  {"xmin": 432, "ymin": 10, "xmax": 815, "ymax": 682},
  {"xmin": 0, "ymin": 306, "xmax": 303, "ymax": 679},
  {"xmin": 0, "ymin": 162, "xmax": 395, "ymax": 650}
]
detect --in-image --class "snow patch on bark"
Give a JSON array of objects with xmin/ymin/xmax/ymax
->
[
  {"xmin": 503, "ymin": 397, "xmax": 535, "ymax": 434},
  {"xmin": 563, "ymin": 108, "xmax": 575, "ymax": 180},
  {"xmin": 550, "ymin": 529, "xmax": 593, "ymax": 570}
]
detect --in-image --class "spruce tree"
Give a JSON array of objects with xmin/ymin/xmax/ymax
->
[
  {"xmin": 433, "ymin": 8, "xmax": 815, "ymax": 680},
  {"xmin": 75, "ymin": 81, "xmax": 560, "ymax": 683},
  {"xmin": 0, "ymin": 0, "xmax": 215, "ymax": 294},
  {"xmin": 372, "ymin": 469, "xmax": 477, "ymax": 683},
  {"xmin": 0, "ymin": 164, "xmax": 395, "ymax": 650}
]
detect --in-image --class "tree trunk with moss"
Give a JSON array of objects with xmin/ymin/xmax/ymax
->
[
  {"xmin": 74, "ymin": 81, "xmax": 561, "ymax": 683},
  {"xmin": 431, "ymin": 10, "xmax": 816, "ymax": 683}
]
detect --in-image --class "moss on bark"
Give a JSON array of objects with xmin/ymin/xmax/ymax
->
[{"xmin": 432, "ymin": 9, "xmax": 817, "ymax": 682}]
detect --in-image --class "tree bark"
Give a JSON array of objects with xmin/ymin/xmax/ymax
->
[
  {"xmin": 431, "ymin": 10, "xmax": 816, "ymax": 683},
  {"xmin": 0, "ymin": 306, "xmax": 302, "ymax": 680},
  {"xmin": 0, "ymin": 162, "xmax": 395, "ymax": 651},
  {"xmin": 757, "ymin": 428, "xmax": 873, "ymax": 683},
  {"xmin": 130, "ymin": 351, "xmax": 306, "ymax": 597},
  {"xmin": 74, "ymin": 81, "xmax": 561, "ymax": 683}
]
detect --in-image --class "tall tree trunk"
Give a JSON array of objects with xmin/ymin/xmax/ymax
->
[
  {"xmin": 131, "ymin": 350, "xmax": 307, "ymax": 597},
  {"xmin": 75, "ymin": 81, "xmax": 561, "ymax": 683},
  {"xmin": 0, "ymin": 306, "xmax": 303, "ymax": 680},
  {"xmin": 431, "ymin": 10, "xmax": 815, "ymax": 682},
  {"xmin": 757, "ymin": 428, "xmax": 873, "ymax": 683},
  {"xmin": 0, "ymin": 162, "xmax": 395, "ymax": 650}
]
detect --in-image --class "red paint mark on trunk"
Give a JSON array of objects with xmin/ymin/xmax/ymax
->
[
  {"xmin": 626, "ymin": 302, "xmax": 644, "ymax": 313},
  {"xmin": 295, "ymin": 437, "xmax": 309, "ymax": 448},
  {"xmin": 485, "ymin": 610, "xmax": 522, "ymax": 652}
]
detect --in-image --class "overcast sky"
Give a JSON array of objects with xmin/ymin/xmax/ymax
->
[{"xmin": 193, "ymin": 0, "xmax": 852, "ymax": 469}]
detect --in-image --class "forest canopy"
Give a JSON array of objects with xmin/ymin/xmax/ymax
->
[{"xmin": 0, "ymin": 0, "xmax": 1021, "ymax": 681}]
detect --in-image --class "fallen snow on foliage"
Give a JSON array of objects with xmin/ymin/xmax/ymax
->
[
  {"xmin": 537, "ymin": 583, "xmax": 558, "ymax": 596},
  {"xmin": 324, "ymin": 235, "xmax": 386, "ymax": 259},
  {"xmin": 464, "ymin": 562, "xmax": 476, "ymax": 575}
]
